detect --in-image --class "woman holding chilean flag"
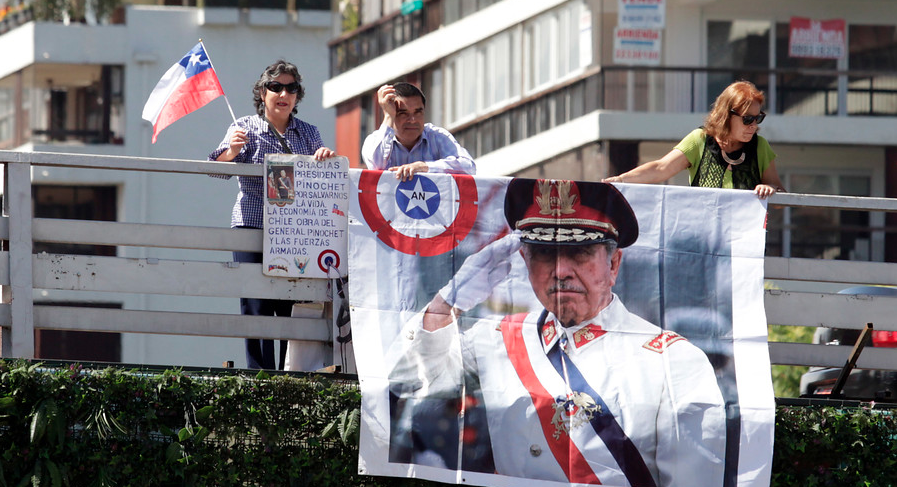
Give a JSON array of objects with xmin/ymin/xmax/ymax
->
[{"xmin": 206, "ymin": 58, "xmax": 335, "ymax": 370}]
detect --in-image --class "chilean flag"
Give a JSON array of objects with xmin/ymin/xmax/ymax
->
[{"xmin": 142, "ymin": 43, "xmax": 224, "ymax": 143}]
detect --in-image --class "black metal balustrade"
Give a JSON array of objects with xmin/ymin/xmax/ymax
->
[{"xmin": 453, "ymin": 66, "xmax": 897, "ymax": 159}]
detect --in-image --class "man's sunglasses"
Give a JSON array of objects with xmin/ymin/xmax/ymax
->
[
  {"xmin": 265, "ymin": 81, "xmax": 300, "ymax": 94},
  {"xmin": 730, "ymin": 109, "xmax": 766, "ymax": 125}
]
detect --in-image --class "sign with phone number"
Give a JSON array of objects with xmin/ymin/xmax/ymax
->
[
  {"xmin": 789, "ymin": 17, "xmax": 845, "ymax": 60},
  {"xmin": 613, "ymin": 27, "xmax": 662, "ymax": 66}
]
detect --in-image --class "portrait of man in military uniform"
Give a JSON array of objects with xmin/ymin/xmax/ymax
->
[{"xmin": 387, "ymin": 179, "xmax": 727, "ymax": 487}]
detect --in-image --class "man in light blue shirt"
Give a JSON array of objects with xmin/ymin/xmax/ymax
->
[{"xmin": 361, "ymin": 82, "xmax": 476, "ymax": 181}]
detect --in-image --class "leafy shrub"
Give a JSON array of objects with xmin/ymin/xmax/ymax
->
[
  {"xmin": 772, "ymin": 404, "xmax": 897, "ymax": 486},
  {"xmin": 3, "ymin": 360, "xmax": 897, "ymax": 486},
  {"xmin": 0, "ymin": 360, "xmax": 429, "ymax": 487}
]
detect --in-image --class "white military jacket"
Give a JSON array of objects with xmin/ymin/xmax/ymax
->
[{"xmin": 391, "ymin": 294, "xmax": 726, "ymax": 487}]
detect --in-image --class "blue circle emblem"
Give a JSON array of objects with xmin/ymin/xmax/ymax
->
[{"xmin": 394, "ymin": 175, "xmax": 441, "ymax": 220}]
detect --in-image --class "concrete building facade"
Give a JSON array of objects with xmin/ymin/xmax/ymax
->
[{"xmin": 325, "ymin": 0, "xmax": 897, "ymax": 266}]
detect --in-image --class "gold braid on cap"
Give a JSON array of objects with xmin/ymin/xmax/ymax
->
[
  {"xmin": 518, "ymin": 221, "xmax": 618, "ymax": 243},
  {"xmin": 523, "ymin": 228, "xmax": 605, "ymax": 243}
]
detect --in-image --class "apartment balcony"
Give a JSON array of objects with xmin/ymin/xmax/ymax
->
[
  {"xmin": 0, "ymin": 0, "xmax": 125, "ymax": 31},
  {"xmin": 0, "ymin": 0, "xmax": 330, "ymax": 35},
  {"xmin": 329, "ymin": 0, "xmax": 505, "ymax": 76},
  {"xmin": 0, "ymin": 14, "xmax": 128, "ymax": 150},
  {"xmin": 452, "ymin": 65, "xmax": 897, "ymax": 161}
]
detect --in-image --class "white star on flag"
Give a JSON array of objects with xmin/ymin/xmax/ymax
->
[{"xmin": 400, "ymin": 180, "xmax": 438, "ymax": 214}]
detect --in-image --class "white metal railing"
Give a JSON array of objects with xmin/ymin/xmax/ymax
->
[
  {"xmin": 0, "ymin": 150, "xmax": 895, "ymax": 374},
  {"xmin": 762, "ymin": 192, "xmax": 897, "ymax": 372},
  {"xmin": 0, "ymin": 150, "xmax": 341, "ymax": 366}
]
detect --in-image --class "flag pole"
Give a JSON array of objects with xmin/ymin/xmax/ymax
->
[{"xmin": 199, "ymin": 38, "xmax": 238, "ymax": 124}]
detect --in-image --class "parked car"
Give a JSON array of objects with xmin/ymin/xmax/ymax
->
[{"xmin": 798, "ymin": 286, "xmax": 897, "ymax": 400}]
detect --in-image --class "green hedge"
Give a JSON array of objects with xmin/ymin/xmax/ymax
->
[
  {"xmin": 0, "ymin": 361, "xmax": 429, "ymax": 487},
  {"xmin": 1, "ymin": 360, "xmax": 896, "ymax": 486},
  {"xmin": 773, "ymin": 402, "xmax": 897, "ymax": 486}
]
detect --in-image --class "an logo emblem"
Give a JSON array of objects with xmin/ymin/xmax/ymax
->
[
  {"xmin": 395, "ymin": 177, "xmax": 441, "ymax": 219},
  {"xmin": 358, "ymin": 172, "xmax": 478, "ymax": 256}
]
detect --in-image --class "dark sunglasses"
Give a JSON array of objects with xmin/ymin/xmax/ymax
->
[
  {"xmin": 730, "ymin": 109, "xmax": 766, "ymax": 125},
  {"xmin": 265, "ymin": 81, "xmax": 300, "ymax": 94}
]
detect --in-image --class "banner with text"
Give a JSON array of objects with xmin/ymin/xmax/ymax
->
[
  {"xmin": 348, "ymin": 171, "xmax": 775, "ymax": 487},
  {"xmin": 613, "ymin": 27, "xmax": 662, "ymax": 66},
  {"xmin": 789, "ymin": 17, "xmax": 846, "ymax": 59},
  {"xmin": 263, "ymin": 154, "xmax": 349, "ymax": 279}
]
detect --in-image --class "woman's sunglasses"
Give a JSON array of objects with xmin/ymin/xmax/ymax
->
[
  {"xmin": 265, "ymin": 81, "xmax": 300, "ymax": 94},
  {"xmin": 730, "ymin": 109, "xmax": 766, "ymax": 125}
]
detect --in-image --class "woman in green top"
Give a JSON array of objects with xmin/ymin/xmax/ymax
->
[{"xmin": 604, "ymin": 81, "xmax": 785, "ymax": 199}]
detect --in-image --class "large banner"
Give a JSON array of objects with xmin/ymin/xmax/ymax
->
[{"xmin": 348, "ymin": 170, "xmax": 775, "ymax": 487}]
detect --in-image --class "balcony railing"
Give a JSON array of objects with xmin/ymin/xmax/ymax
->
[
  {"xmin": 0, "ymin": 150, "xmax": 894, "ymax": 385},
  {"xmin": 0, "ymin": 150, "xmax": 342, "ymax": 365},
  {"xmin": 329, "ymin": 0, "xmax": 441, "ymax": 77},
  {"xmin": 203, "ymin": 0, "xmax": 329, "ymax": 9},
  {"xmin": 0, "ymin": 0, "xmax": 331, "ymax": 35},
  {"xmin": 452, "ymin": 65, "xmax": 897, "ymax": 159},
  {"xmin": 0, "ymin": 2, "xmax": 33, "ymax": 34},
  {"xmin": 330, "ymin": 0, "xmax": 508, "ymax": 76}
]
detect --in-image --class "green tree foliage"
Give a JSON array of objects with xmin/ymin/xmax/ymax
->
[{"xmin": 768, "ymin": 324, "xmax": 815, "ymax": 397}]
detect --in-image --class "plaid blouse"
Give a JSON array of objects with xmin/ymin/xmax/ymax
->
[{"xmin": 209, "ymin": 114, "xmax": 324, "ymax": 228}]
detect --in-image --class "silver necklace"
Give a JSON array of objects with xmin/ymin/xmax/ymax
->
[
  {"xmin": 719, "ymin": 150, "xmax": 745, "ymax": 166},
  {"xmin": 717, "ymin": 139, "xmax": 745, "ymax": 169}
]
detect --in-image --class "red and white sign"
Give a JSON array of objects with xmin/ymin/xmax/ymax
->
[
  {"xmin": 789, "ymin": 17, "xmax": 846, "ymax": 59},
  {"xmin": 613, "ymin": 27, "xmax": 662, "ymax": 66}
]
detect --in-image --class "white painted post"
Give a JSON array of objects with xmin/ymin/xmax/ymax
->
[{"xmin": 4, "ymin": 162, "xmax": 34, "ymax": 359}]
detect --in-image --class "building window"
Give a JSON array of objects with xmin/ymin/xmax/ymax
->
[
  {"xmin": 706, "ymin": 20, "xmax": 771, "ymax": 108},
  {"xmin": 33, "ymin": 185, "xmax": 117, "ymax": 256},
  {"xmin": 774, "ymin": 22, "xmax": 838, "ymax": 116},
  {"xmin": 422, "ymin": 65, "xmax": 444, "ymax": 129},
  {"xmin": 443, "ymin": 1, "xmax": 589, "ymax": 127},
  {"xmin": 445, "ymin": 46, "xmax": 479, "ymax": 124},
  {"xmin": 525, "ymin": 12, "xmax": 555, "ymax": 92},
  {"xmin": 442, "ymin": 0, "xmax": 501, "ymax": 26},
  {"xmin": 0, "ymin": 85, "xmax": 13, "ymax": 148},
  {"xmin": 31, "ymin": 184, "xmax": 121, "ymax": 362},
  {"xmin": 709, "ymin": 20, "xmax": 897, "ymax": 117},
  {"xmin": 523, "ymin": 1, "xmax": 590, "ymax": 93},
  {"xmin": 25, "ymin": 64, "xmax": 125, "ymax": 145},
  {"xmin": 847, "ymin": 24, "xmax": 897, "ymax": 116},
  {"xmin": 360, "ymin": 91, "xmax": 374, "ymax": 144}
]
